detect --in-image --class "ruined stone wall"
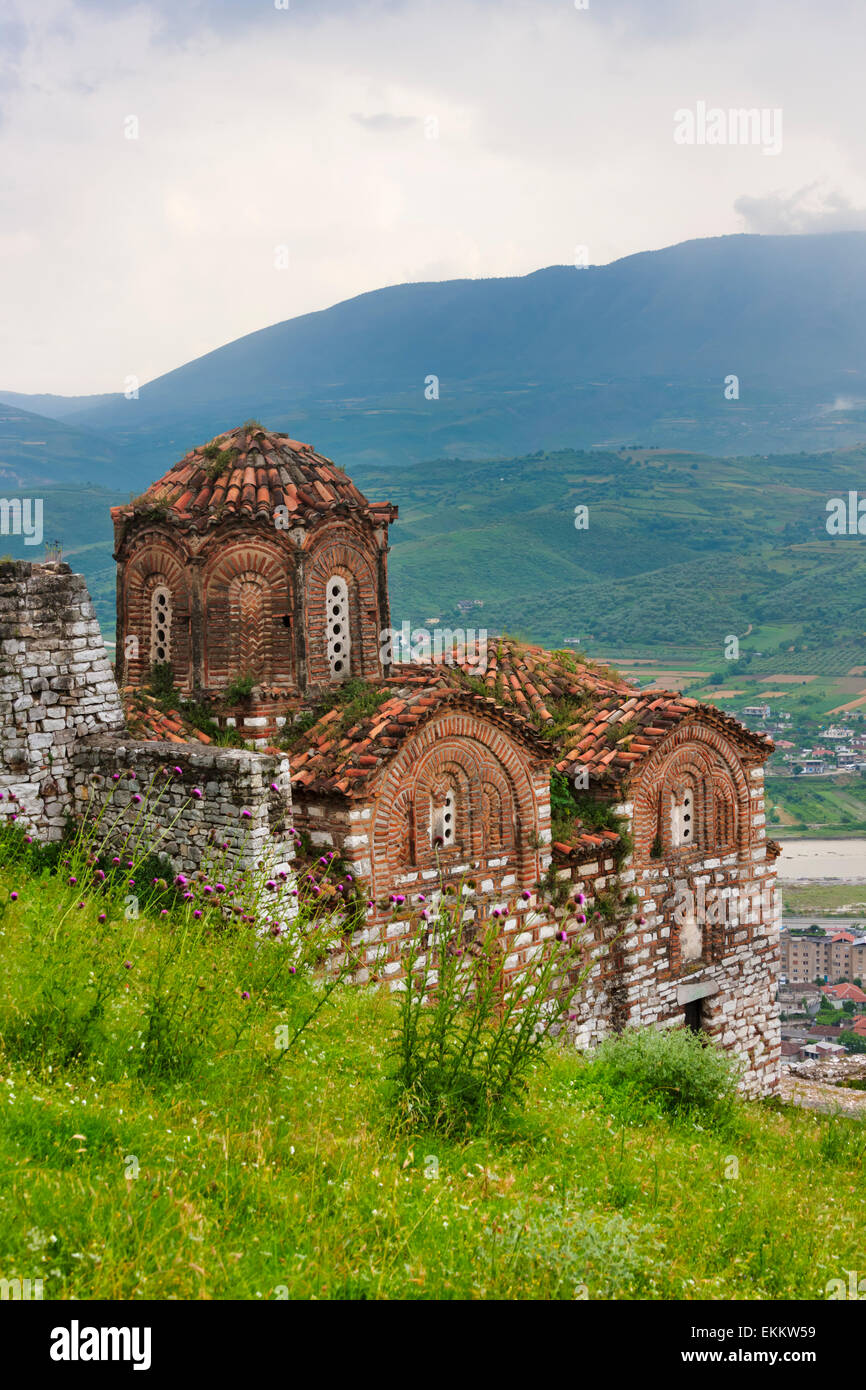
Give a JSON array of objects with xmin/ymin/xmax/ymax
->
[
  {"xmin": 0, "ymin": 562, "xmax": 125, "ymax": 840},
  {"xmin": 72, "ymin": 737, "xmax": 295, "ymax": 880}
]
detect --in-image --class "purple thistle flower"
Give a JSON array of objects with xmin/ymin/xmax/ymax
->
[
  {"xmin": 194, "ymin": 909, "xmax": 202, "ymax": 918},
  {"xmin": 124, "ymin": 961, "xmax": 132, "ymax": 969},
  {"xmin": 160, "ymin": 909, "xmax": 168, "ymax": 917},
  {"xmin": 241, "ymin": 809, "xmax": 252, "ymax": 819},
  {"xmin": 215, "ymin": 883, "xmax": 225, "ymax": 893},
  {"xmin": 133, "ymin": 794, "xmax": 142, "ymax": 805},
  {"xmin": 241, "ymin": 990, "xmax": 250, "ymax": 1000},
  {"xmin": 175, "ymin": 874, "xmax": 188, "ymax": 886},
  {"xmin": 68, "ymin": 876, "xmax": 77, "ymax": 885},
  {"xmin": 270, "ymin": 782, "xmax": 279, "ymax": 792},
  {"xmin": 173, "ymin": 765, "xmax": 182, "ymax": 775},
  {"xmin": 521, "ymin": 889, "xmax": 531, "ymax": 901},
  {"xmin": 575, "ymin": 892, "xmax": 586, "ymax": 905},
  {"xmin": 98, "ymin": 913, "xmax": 107, "ymax": 923},
  {"xmin": 556, "ymin": 930, "xmax": 567, "ymax": 942},
  {"xmin": 10, "ymin": 891, "xmax": 18, "ymax": 901}
]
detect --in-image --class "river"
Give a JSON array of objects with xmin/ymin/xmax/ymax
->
[{"xmin": 775, "ymin": 838, "xmax": 866, "ymax": 882}]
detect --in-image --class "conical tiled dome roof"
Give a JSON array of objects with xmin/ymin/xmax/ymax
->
[{"xmin": 123, "ymin": 423, "xmax": 396, "ymax": 529}]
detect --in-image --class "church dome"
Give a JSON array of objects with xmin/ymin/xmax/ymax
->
[{"xmin": 124, "ymin": 422, "xmax": 395, "ymax": 530}]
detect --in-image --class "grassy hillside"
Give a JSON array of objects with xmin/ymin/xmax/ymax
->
[
  {"xmin": 0, "ymin": 834, "xmax": 863, "ymax": 1301},
  {"xmin": 371, "ymin": 443, "xmax": 866, "ymax": 652},
  {"xmin": 0, "ymin": 403, "xmax": 127, "ymax": 488}
]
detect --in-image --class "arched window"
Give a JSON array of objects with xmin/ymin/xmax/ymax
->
[
  {"xmin": 326, "ymin": 575, "xmax": 351, "ymax": 681},
  {"xmin": 150, "ymin": 585, "xmax": 172, "ymax": 665},
  {"xmin": 431, "ymin": 787, "xmax": 456, "ymax": 848}
]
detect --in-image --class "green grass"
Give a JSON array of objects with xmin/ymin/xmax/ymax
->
[
  {"xmin": 766, "ymin": 774, "xmax": 866, "ymax": 835},
  {"xmin": 0, "ymin": 864, "xmax": 863, "ymax": 1301},
  {"xmin": 782, "ymin": 883, "xmax": 866, "ymax": 916}
]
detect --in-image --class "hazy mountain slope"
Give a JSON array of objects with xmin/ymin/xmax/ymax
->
[
  {"xmin": 6, "ymin": 233, "xmax": 866, "ymax": 479},
  {"xmin": 0, "ymin": 404, "xmax": 127, "ymax": 488}
]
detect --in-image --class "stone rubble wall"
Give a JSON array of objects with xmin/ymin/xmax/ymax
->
[
  {"xmin": 0, "ymin": 562, "xmax": 125, "ymax": 839},
  {"xmin": 72, "ymin": 737, "xmax": 294, "ymax": 880}
]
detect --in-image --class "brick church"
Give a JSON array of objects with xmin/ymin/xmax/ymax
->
[{"xmin": 110, "ymin": 422, "xmax": 782, "ymax": 1095}]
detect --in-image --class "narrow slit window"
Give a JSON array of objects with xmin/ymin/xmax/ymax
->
[
  {"xmin": 326, "ymin": 576, "xmax": 350, "ymax": 680},
  {"xmin": 150, "ymin": 585, "xmax": 172, "ymax": 665},
  {"xmin": 431, "ymin": 788, "xmax": 456, "ymax": 848},
  {"xmin": 672, "ymin": 788, "xmax": 694, "ymax": 848}
]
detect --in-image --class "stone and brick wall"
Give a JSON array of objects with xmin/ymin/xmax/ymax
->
[
  {"xmin": 0, "ymin": 562, "xmax": 126, "ymax": 839},
  {"xmin": 292, "ymin": 714, "xmax": 781, "ymax": 1097}
]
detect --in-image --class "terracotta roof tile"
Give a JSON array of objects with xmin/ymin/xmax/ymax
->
[{"xmin": 113, "ymin": 424, "xmax": 398, "ymax": 534}]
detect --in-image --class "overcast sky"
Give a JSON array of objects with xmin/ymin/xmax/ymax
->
[{"xmin": 2, "ymin": 0, "xmax": 865, "ymax": 394}]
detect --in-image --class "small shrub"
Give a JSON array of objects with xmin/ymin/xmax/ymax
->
[
  {"xmin": 483, "ymin": 1197, "xmax": 653, "ymax": 1299},
  {"xmin": 224, "ymin": 671, "xmax": 257, "ymax": 704},
  {"xmin": 587, "ymin": 1025, "xmax": 740, "ymax": 1119},
  {"xmin": 148, "ymin": 661, "xmax": 177, "ymax": 702}
]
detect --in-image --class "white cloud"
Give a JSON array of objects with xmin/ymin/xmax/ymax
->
[
  {"xmin": 735, "ymin": 182, "xmax": 866, "ymax": 234},
  {"xmin": 1, "ymin": 0, "xmax": 865, "ymax": 391}
]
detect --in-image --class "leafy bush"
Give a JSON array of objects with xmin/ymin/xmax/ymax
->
[
  {"xmin": 389, "ymin": 896, "xmax": 591, "ymax": 1134},
  {"xmin": 224, "ymin": 671, "xmax": 257, "ymax": 704},
  {"xmin": 148, "ymin": 661, "xmax": 177, "ymax": 701},
  {"xmin": 586, "ymin": 1024, "xmax": 740, "ymax": 1119}
]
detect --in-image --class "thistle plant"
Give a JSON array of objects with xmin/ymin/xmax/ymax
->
[{"xmin": 389, "ymin": 886, "xmax": 593, "ymax": 1133}]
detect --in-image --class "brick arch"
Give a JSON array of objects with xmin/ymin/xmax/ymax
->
[
  {"xmin": 632, "ymin": 721, "xmax": 752, "ymax": 863},
  {"xmin": 122, "ymin": 535, "xmax": 192, "ymax": 690},
  {"xmin": 202, "ymin": 539, "xmax": 293, "ymax": 689},
  {"xmin": 368, "ymin": 710, "xmax": 541, "ymax": 898},
  {"xmin": 304, "ymin": 527, "xmax": 380, "ymax": 685}
]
